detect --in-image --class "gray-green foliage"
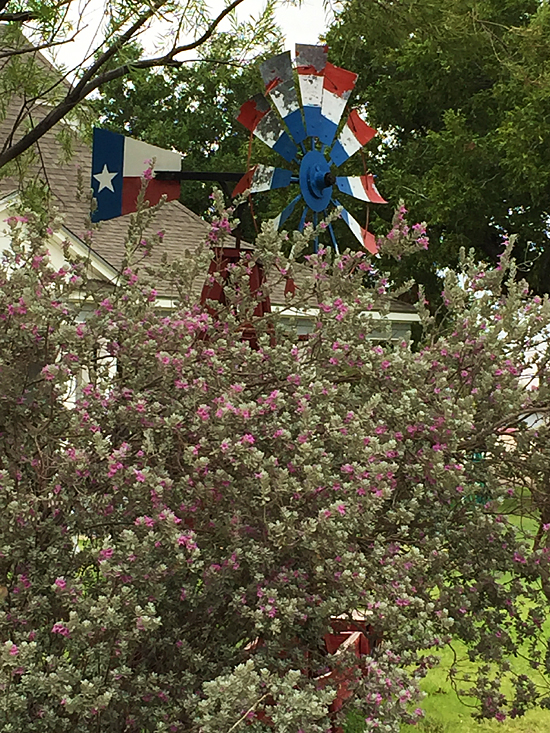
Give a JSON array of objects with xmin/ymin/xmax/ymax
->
[{"xmin": 1, "ymin": 192, "xmax": 550, "ymax": 731}]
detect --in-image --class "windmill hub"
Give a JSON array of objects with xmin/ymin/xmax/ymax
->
[
  {"xmin": 299, "ymin": 150, "xmax": 333, "ymax": 212},
  {"xmin": 233, "ymin": 44, "xmax": 387, "ymax": 252}
]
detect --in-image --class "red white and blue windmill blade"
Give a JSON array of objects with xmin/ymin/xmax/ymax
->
[{"xmin": 232, "ymin": 44, "xmax": 387, "ymax": 254}]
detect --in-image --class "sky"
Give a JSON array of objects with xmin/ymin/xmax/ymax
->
[
  {"xmin": 51, "ymin": 0, "xmax": 335, "ymax": 72},
  {"xmin": 246, "ymin": 0, "xmax": 333, "ymax": 51}
]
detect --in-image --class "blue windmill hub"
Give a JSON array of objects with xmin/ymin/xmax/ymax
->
[
  {"xmin": 299, "ymin": 150, "xmax": 334, "ymax": 212},
  {"xmin": 234, "ymin": 44, "xmax": 389, "ymax": 254}
]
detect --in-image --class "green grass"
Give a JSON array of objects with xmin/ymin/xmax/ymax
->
[
  {"xmin": 345, "ymin": 642, "xmax": 550, "ymax": 732},
  {"xmin": 343, "ymin": 510, "xmax": 550, "ymax": 732},
  {"xmin": 399, "ymin": 640, "xmax": 550, "ymax": 732}
]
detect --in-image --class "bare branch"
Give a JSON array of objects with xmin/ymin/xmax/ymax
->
[
  {"xmin": 0, "ymin": 0, "xmax": 248, "ymax": 170},
  {"xmin": 0, "ymin": 0, "xmax": 72, "ymax": 22},
  {"xmin": 0, "ymin": 34, "xmax": 79, "ymax": 60},
  {"xmin": 0, "ymin": 11, "xmax": 38, "ymax": 21}
]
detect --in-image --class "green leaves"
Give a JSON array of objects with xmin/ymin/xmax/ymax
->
[{"xmin": 327, "ymin": 0, "xmax": 550, "ymax": 298}]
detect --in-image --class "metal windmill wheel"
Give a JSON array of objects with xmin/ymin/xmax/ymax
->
[{"xmin": 232, "ymin": 44, "xmax": 387, "ymax": 253}]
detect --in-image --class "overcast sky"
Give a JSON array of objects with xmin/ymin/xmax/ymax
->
[
  {"xmin": 51, "ymin": 0, "xmax": 334, "ymax": 71},
  {"xmin": 259, "ymin": 0, "xmax": 333, "ymax": 51}
]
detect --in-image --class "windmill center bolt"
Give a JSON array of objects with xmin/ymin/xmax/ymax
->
[{"xmin": 299, "ymin": 150, "xmax": 334, "ymax": 212}]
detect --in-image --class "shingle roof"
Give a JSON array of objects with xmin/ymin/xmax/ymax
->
[{"xmin": 0, "ymin": 94, "xmax": 223, "ymax": 300}]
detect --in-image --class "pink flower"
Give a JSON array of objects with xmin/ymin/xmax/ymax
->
[
  {"xmin": 240, "ymin": 434, "xmax": 255, "ymax": 445},
  {"xmin": 177, "ymin": 534, "xmax": 197, "ymax": 550},
  {"xmin": 51, "ymin": 622, "xmax": 70, "ymax": 637},
  {"xmin": 41, "ymin": 365, "xmax": 56, "ymax": 382},
  {"xmin": 134, "ymin": 470, "xmax": 146, "ymax": 482},
  {"xmin": 98, "ymin": 548, "xmax": 114, "ymax": 562},
  {"xmin": 9, "ymin": 644, "xmax": 19, "ymax": 656},
  {"xmin": 336, "ymin": 503, "xmax": 346, "ymax": 516},
  {"xmin": 197, "ymin": 406, "xmax": 210, "ymax": 421},
  {"xmin": 54, "ymin": 578, "xmax": 66, "ymax": 589}
]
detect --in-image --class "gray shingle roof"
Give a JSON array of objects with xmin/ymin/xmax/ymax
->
[{"xmin": 0, "ymin": 92, "xmax": 221, "ymax": 299}]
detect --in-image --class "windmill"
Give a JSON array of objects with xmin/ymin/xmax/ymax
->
[
  {"xmin": 91, "ymin": 44, "xmax": 386, "ymax": 254},
  {"xmin": 231, "ymin": 44, "xmax": 387, "ymax": 254},
  {"xmin": 89, "ymin": 44, "xmax": 387, "ymax": 333}
]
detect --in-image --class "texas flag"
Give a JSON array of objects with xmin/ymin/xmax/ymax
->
[{"xmin": 91, "ymin": 128, "xmax": 182, "ymax": 222}]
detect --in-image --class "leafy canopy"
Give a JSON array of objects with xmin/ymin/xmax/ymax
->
[{"xmin": 326, "ymin": 0, "xmax": 550, "ymax": 296}]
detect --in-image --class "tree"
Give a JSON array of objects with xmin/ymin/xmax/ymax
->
[
  {"xmin": 2, "ymin": 189, "xmax": 550, "ymax": 730},
  {"xmin": 326, "ymin": 0, "xmax": 550, "ymax": 297},
  {"xmin": 95, "ymin": 27, "xmax": 284, "ymax": 232},
  {"xmin": 0, "ymin": 0, "xmax": 287, "ymax": 171}
]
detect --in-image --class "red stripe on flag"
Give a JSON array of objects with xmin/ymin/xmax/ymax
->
[
  {"xmin": 237, "ymin": 98, "xmax": 269, "ymax": 132},
  {"xmin": 347, "ymin": 110, "xmax": 377, "ymax": 146},
  {"xmin": 323, "ymin": 63, "xmax": 358, "ymax": 97},
  {"xmin": 121, "ymin": 178, "xmax": 180, "ymax": 216}
]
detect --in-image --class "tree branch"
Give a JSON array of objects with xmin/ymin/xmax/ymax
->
[
  {"xmin": 0, "ymin": 0, "xmax": 247, "ymax": 171},
  {"xmin": 0, "ymin": 10, "xmax": 38, "ymax": 21},
  {"xmin": 0, "ymin": 34, "xmax": 79, "ymax": 60},
  {"xmin": 0, "ymin": 0, "xmax": 72, "ymax": 22}
]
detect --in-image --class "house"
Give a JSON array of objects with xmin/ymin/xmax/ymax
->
[{"xmin": 0, "ymin": 47, "xmax": 419, "ymax": 338}]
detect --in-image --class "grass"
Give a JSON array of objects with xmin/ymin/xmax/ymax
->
[
  {"xmin": 399, "ymin": 639, "xmax": 550, "ymax": 732},
  {"xmin": 344, "ymin": 641, "xmax": 550, "ymax": 732},
  {"xmin": 344, "ymin": 513, "xmax": 550, "ymax": 732}
]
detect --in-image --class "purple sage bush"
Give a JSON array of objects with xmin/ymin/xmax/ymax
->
[{"xmin": 1, "ymin": 196, "xmax": 550, "ymax": 732}]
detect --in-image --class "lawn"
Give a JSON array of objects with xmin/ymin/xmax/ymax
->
[
  {"xmin": 345, "ymin": 639, "xmax": 550, "ymax": 732},
  {"xmin": 345, "ymin": 513, "xmax": 550, "ymax": 732},
  {"xmin": 399, "ymin": 640, "xmax": 550, "ymax": 733}
]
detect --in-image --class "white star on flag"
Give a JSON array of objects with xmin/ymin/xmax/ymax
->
[{"xmin": 93, "ymin": 164, "xmax": 118, "ymax": 193}]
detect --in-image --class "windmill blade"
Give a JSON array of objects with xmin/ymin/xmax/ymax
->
[
  {"xmin": 327, "ymin": 221, "xmax": 340, "ymax": 254},
  {"xmin": 319, "ymin": 64, "xmax": 358, "ymax": 146},
  {"xmin": 232, "ymin": 165, "xmax": 293, "ymax": 197},
  {"xmin": 333, "ymin": 199, "xmax": 378, "ymax": 254},
  {"xmin": 260, "ymin": 51, "xmax": 307, "ymax": 145},
  {"xmin": 295, "ymin": 43, "xmax": 328, "ymax": 139},
  {"xmin": 298, "ymin": 205, "xmax": 310, "ymax": 232},
  {"xmin": 236, "ymin": 94, "xmax": 298, "ymax": 162},
  {"xmin": 273, "ymin": 194, "xmax": 302, "ymax": 230},
  {"xmin": 330, "ymin": 110, "xmax": 377, "ymax": 167},
  {"xmin": 335, "ymin": 174, "xmax": 387, "ymax": 204}
]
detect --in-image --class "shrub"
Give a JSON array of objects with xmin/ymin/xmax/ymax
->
[{"xmin": 1, "ymin": 197, "xmax": 550, "ymax": 732}]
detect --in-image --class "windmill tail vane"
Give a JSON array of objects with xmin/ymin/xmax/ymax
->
[
  {"xmin": 90, "ymin": 128, "xmax": 183, "ymax": 223},
  {"xmin": 233, "ymin": 44, "xmax": 387, "ymax": 254}
]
